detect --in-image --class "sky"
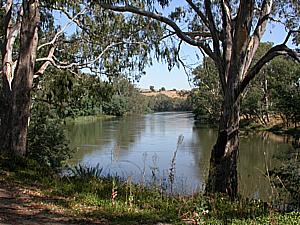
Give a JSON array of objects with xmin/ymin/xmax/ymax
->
[
  {"xmin": 54, "ymin": 2, "xmax": 295, "ymax": 91},
  {"xmin": 135, "ymin": 23, "xmax": 293, "ymax": 91},
  {"xmin": 132, "ymin": 0, "xmax": 295, "ymax": 90},
  {"xmin": 134, "ymin": 43, "xmax": 199, "ymax": 90}
]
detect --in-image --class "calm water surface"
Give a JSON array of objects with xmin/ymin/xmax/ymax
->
[{"xmin": 66, "ymin": 112, "xmax": 291, "ymax": 200}]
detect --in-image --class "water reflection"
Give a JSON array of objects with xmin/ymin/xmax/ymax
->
[{"xmin": 66, "ymin": 112, "xmax": 291, "ymax": 200}]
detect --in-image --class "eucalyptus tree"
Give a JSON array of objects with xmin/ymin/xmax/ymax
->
[
  {"xmin": 192, "ymin": 57, "xmax": 222, "ymax": 123},
  {"xmin": 0, "ymin": 0, "xmax": 162, "ymax": 156},
  {"xmin": 99, "ymin": 0, "xmax": 300, "ymax": 197}
]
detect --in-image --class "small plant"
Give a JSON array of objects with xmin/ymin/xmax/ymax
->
[
  {"xmin": 126, "ymin": 176, "xmax": 134, "ymax": 209},
  {"xmin": 150, "ymin": 153, "xmax": 159, "ymax": 186},
  {"xmin": 111, "ymin": 177, "xmax": 118, "ymax": 206},
  {"xmin": 168, "ymin": 135, "xmax": 184, "ymax": 193},
  {"xmin": 70, "ymin": 163, "xmax": 103, "ymax": 179}
]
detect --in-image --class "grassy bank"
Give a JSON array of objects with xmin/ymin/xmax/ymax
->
[
  {"xmin": 0, "ymin": 155, "xmax": 299, "ymax": 224},
  {"xmin": 240, "ymin": 119, "xmax": 300, "ymax": 138},
  {"xmin": 64, "ymin": 114, "xmax": 115, "ymax": 124}
]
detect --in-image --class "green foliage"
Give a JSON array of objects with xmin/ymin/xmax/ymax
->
[
  {"xmin": 148, "ymin": 94, "xmax": 174, "ymax": 111},
  {"xmin": 268, "ymin": 57, "xmax": 300, "ymax": 127},
  {"xmin": 192, "ymin": 45, "xmax": 300, "ymax": 127},
  {"xmin": 270, "ymin": 144, "xmax": 300, "ymax": 210},
  {"xmin": 37, "ymin": 1, "xmax": 165, "ymax": 80},
  {"xmin": 1, "ymin": 155, "xmax": 300, "ymax": 224},
  {"xmin": 104, "ymin": 95, "xmax": 129, "ymax": 116},
  {"xmin": 159, "ymin": 87, "xmax": 166, "ymax": 91},
  {"xmin": 147, "ymin": 94, "xmax": 192, "ymax": 112},
  {"xmin": 70, "ymin": 163, "xmax": 103, "ymax": 179},
  {"xmin": 110, "ymin": 77, "xmax": 150, "ymax": 115},
  {"xmin": 241, "ymin": 85, "xmax": 267, "ymax": 124},
  {"xmin": 27, "ymin": 103, "xmax": 72, "ymax": 170},
  {"xmin": 191, "ymin": 57, "xmax": 222, "ymax": 123},
  {"xmin": 33, "ymin": 69, "xmax": 115, "ymax": 118}
]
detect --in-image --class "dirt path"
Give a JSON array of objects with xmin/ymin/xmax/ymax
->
[{"xmin": 0, "ymin": 180, "xmax": 105, "ymax": 225}]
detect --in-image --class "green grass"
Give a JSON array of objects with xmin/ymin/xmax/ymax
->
[
  {"xmin": 64, "ymin": 114, "xmax": 114, "ymax": 124},
  {"xmin": 0, "ymin": 154, "xmax": 299, "ymax": 224}
]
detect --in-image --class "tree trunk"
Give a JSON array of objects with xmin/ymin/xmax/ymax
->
[
  {"xmin": 0, "ymin": 0, "xmax": 40, "ymax": 156},
  {"xmin": 262, "ymin": 78, "xmax": 270, "ymax": 124},
  {"xmin": 205, "ymin": 84, "xmax": 240, "ymax": 198}
]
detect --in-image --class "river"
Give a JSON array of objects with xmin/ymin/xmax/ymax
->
[{"xmin": 66, "ymin": 112, "xmax": 292, "ymax": 200}]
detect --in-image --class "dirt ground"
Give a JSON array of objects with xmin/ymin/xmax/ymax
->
[{"xmin": 0, "ymin": 179, "xmax": 106, "ymax": 225}]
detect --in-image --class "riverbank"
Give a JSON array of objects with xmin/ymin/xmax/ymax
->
[
  {"xmin": 237, "ymin": 117, "xmax": 300, "ymax": 138},
  {"xmin": 1, "ymin": 154, "xmax": 299, "ymax": 225},
  {"xmin": 64, "ymin": 114, "xmax": 115, "ymax": 124}
]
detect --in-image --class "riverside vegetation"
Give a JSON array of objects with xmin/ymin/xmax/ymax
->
[
  {"xmin": 1, "ymin": 152, "xmax": 300, "ymax": 225},
  {"xmin": 1, "ymin": 99, "xmax": 300, "ymax": 224},
  {"xmin": 1, "ymin": 1, "xmax": 299, "ymax": 223},
  {"xmin": 1, "ymin": 47, "xmax": 300, "ymax": 224}
]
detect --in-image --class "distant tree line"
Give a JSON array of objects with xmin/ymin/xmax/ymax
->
[{"xmin": 32, "ymin": 69, "xmax": 192, "ymax": 119}]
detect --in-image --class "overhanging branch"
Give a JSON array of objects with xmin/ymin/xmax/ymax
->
[
  {"xmin": 283, "ymin": 30, "xmax": 300, "ymax": 45},
  {"xmin": 240, "ymin": 0, "xmax": 273, "ymax": 78},
  {"xmin": 35, "ymin": 41, "xmax": 146, "ymax": 75},
  {"xmin": 99, "ymin": 3, "xmax": 207, "ymax": 47},
  {"xmin": 37, "ymin": 7, "xmax": 87, "ymax": 51},
  {"xmin": 239, "ymin": 44, "xmax": 300, "ymax": 96},
  {"xmin": 185, "ymin": 0, "xmax": 209, "ymax": 28},
  {"xmin": 99, "ymin": 2, "xmax": 218, "ymax": 69}
]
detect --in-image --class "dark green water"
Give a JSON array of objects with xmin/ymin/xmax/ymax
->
[{"xmin": 66, "ymin": 112, "xmax": 292, "ymax": 200}]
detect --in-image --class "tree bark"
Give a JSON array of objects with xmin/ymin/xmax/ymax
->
[
  {"xmin": 205, "ymin": 76, "xmax": 240, "ymax": 198},
  {"xmin": 0, "ymin": 0, "xmax": 40, "ymax": 156}
]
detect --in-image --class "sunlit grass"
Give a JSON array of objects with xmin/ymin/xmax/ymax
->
[{"xmin": 1, "ymin": 153, "xmax": 299, "ymax": 224}]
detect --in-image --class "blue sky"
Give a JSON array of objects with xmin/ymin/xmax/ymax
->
[
  {"xmin": 54, "ymin": 2, "xmax": 295, "ymax": 91},
  {"xmin": 133, "ymin": 0, "xmax": 295, "ymax": 90},
  {"xmin": 135, "ymin": 22, "xmax": 293, "ymax": 91}
]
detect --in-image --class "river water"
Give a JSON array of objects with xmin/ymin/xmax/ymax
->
[{"xmin": 66, "ymin": 112, "xmax": 291, "ymax": 200}]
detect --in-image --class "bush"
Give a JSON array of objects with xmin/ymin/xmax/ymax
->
[
  {"xmin": 27, "ymin": 103, "xmax": 72, "ymax": 170},
  {"xmin": 270, "ymin": 144, "xmax": 300, "ymax": 211},
  {"xmin": 103, "ymin": 95, "xmax": 129, "ymax": 116}
]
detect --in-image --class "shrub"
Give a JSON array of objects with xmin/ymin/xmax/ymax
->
[
  {"xmin": 27, "ymin": 103, "xmax": 72, "ymax": 170},
  {"xmin": 270, "ymin": 144, "xmax": 300, "ymax": 211},
  {"xmin": 103, "ymin": 95, "xmax": 129, "ymax": 116}
]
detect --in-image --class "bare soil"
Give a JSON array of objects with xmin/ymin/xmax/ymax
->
[{"xmin": 0, "ymin": 176, "xmax": 106, "ymax": 225}]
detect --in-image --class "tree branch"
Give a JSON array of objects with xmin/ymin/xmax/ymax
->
[
  {"xmin": 241, "ymin": 0, "xmax": 273, "ymax": 77},
  {"xmin": 99, "ymin": 3, "xmax": 207, "ymax": 48},
  {"xmin": 54, "ymin": 6, "xmax": 92, "ymax": 36},
  {"xmin": 37, "ymin": 7, "xmax": 87, "ymax": 51},
  {"xmin": 185, "ymin": 0, "xmax": 209, "ymax": 28},
  {"xmin": 239, "ymin": 44, "xmax": 300, "ymax": 96},
  {"xmin": 35, "ymin": 41, "xmax": 146, "ymax": 72},
  {"xmin": 99, "ymin": 2, "xmax": 218, "ymax": 69},
  {"xmin": 34, "ymin": 7, "xmax": 88, "ymax": 78},
  {"xmin": 2, "ymin": 0, "xmax": 22, "ymax": 90},
  {"xmin": 283, "ymin": 30, "xmax": 300, "ymax": 45},
  {"xmin": 176, "ymin": 40, "xmax": 193, "ymax": 87},
  {"xmin": 204, "ymin": 0, "xmax": 221, "ymax": 58},
  {"xmin": 220, "ymin": 0, "xmax": 233, "ymax": 89},
  {"xmin": 34, "ymin": 46, "xmax": 55, "ymax": 78}
]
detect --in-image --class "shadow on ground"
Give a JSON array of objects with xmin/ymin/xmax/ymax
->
[{"xmin": 0, "ymin": 181, "xmax": 107, "ymax": 225}]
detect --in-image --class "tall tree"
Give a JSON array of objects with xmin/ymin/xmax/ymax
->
[
  {"xmin": 0, "ymin": 0, "xmax": 162, "ymax": 155},
  {"xmin": 99, "ymin": 0, "xmax": 300, "ymax": 197},
  {"xmin": 1, "ymin": 0, "xmax": 40, "ymax": 155}
]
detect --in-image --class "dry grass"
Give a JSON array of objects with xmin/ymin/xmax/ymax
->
[{"xmin": 140, "ymin": 90, "xmax": 187, "ymax": 99}]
